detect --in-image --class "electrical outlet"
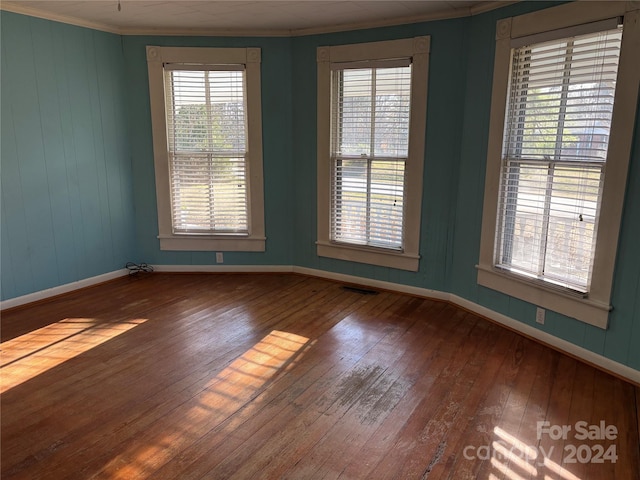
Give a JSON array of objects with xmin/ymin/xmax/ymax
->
[
  {"xmin": 536, "ymin": 307, "xmax": 545, "ymax": 325},
  {"xmin": 216, "ymin": 252, "xmax": 224, "ymax": 263}
]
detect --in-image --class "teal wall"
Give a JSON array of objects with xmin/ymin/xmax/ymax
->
[
  {"xmin": 2, "ymin": 2, "xmax": 639, "ymax": 371},
  {"xmin": 449, "ymin": 4, "xmax": 640, "ymax": 371},
  {"xmin": 122, "ymin": 35, "xmax": 294, "ymax": 267},
  {"xmin": 0, "ymin": 12, "xmax": 136, "ymax": 300},
  {"xmin": 291, "ymin": 19, "xmax": 469, "ymax": 293}
]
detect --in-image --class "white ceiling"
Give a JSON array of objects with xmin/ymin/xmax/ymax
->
[{"xmin": 0, "ymin": 0, "xmax": 512, "ymax": 36}]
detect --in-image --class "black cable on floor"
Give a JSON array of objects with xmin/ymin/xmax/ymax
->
[{"xmin": 125, "ymin": 262, "xmax": 154, "ymax": 275}]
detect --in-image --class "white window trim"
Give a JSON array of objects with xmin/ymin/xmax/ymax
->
[
  {"xmin": 146, "ymin": 46, "xmax": 265, "ymax": 252},
  {"xmin": 316, "ymin": 36, "xmax": 430, "ymax": 272},
  {"xmin": 477, "ymin": 2, "xmax": 640, "ymax": 329}
]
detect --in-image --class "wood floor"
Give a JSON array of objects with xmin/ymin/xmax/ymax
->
[{"xmin": 1, "ymin": 273, "xmax": 638, "ymax": 480}]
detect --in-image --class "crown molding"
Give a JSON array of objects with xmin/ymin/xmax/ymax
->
[
  {"xmin": 0, "ymin": 2, "xmax": 120, "ymax": 34},
  {"xmin": 119, "ymin": 26, "xmax": 292, "ymax": 37},
  {"xmin": 627, "ymin": 0, "xmax": 640, "ymax": 11},
  {"xmin": 289, "ymin": 8, "xmax": 470, "ymax": 37},
  {"xmin": 470, "ymin": 0, "xmax": 520, "ymax": 15},
  {"xmin": 2, "ymin": 1, "xmax": 517, "ymax": 38}
]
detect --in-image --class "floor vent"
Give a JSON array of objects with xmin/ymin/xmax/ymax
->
[{"xmin": 342, "ymin": 285, "xmax": 379, "ymax": 295}]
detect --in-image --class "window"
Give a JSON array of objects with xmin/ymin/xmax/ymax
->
[
  {"xmin": 146, "ymin": 46, "xmax": 265, "ymax": 251},
  {"xmin": 331, "ymin": 63, "xmax": 410, "ymax": 249},
  {"xmin": 477, "ymin": 3, "xmax": 640, "ymax": 328},
  {"xmin": 317, "ymin": 37, "xmax": 430, "ymax": 271},
  {"xmin": 498, "ymin": 27, "xmax": 622, "ymax": 292}
]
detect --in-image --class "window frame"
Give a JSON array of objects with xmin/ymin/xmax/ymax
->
[
  {"xmin": 146, "ymin": 46, "xmax": 265, "ymax": 252},
  {"xmin": 316, "ymin": 36, "xmax": 430, "ymax": 271},
  {"xmin": 477, "ymin": 2, "xmax": 640, "ymax": 329}
]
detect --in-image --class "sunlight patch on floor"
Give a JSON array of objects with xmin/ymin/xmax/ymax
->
[
  {"xmin": 0, "ymin": 318, "xmax": 147, "ymax": 394},
  {"xmin": 102, "ymin": 329, "xmax": 313, "ymax": 479},
  {"xmin": 543, "ymin": 456, "xmax": 582, "ymax": 480},
  {"xmin": 491, "ymin": 426, "xmax": 583, "ymax": 480}
]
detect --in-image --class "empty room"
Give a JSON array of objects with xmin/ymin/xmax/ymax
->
[{"xmin": 1, "ymin": 0, "xmax": 639, "ymax": 478}]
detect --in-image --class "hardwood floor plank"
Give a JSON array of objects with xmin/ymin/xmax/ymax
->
[
  {"xmin": 286, "ymin": 299, "xmax": 449, "ymax": 479},
  {"xmin": 606, "ymin": 371, "xmax": 639, "ymax": 480},
  {"xmin": 199, "ymin": 294, "xmax": 418, "ymax": 479},
  {"xmin": 507, "ymin": 345, "xmax": 556, "ymax": 480},
  {"xmin": 375, "ymin": 316, "xmax": 519, "ymax": 480},
  {"xmin": 152, "ymin": 295, "xmax": 428, "ymax": 480},
  {"xmin": 561, "ymin": 363, "xmax": 597, "ymax": 480},
  {"xmin": 472, "ymin": 336, "xmax": 544, "ymax": 480},
  {"xmin": 5, "ymin": 276, "xmax": 333, "ymax": 479},
  {"xmin": 87, "ymin": 283, "xmax": 369, "ymax": 479},
  {"xmin": 1, "ymin": 274, "xmax": 313, "ymax": 471},
  {"xmin": 154, "ymin": 292, "xmax": 402, "ymax": 480},
  {"xmin": 1, "ymin": 273, "xmax": 638, "ymax": 480},
  {"xmin": 335, "ymin": 304, "xmax": 477, "ymax": 480}
]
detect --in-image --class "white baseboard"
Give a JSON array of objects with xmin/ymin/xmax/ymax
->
[
  {"xmin": 3, "ymin": 263, "xmax": 637, "ymax": 384},
  {"xmin": 0, "ymin": 269, "xmax": 129, "ymax": 310},
  {"xmin": 153, "ymin": 264, "xmax": 294, "ymax": 273},
  {"xmin": 450, "ymin": 294, "xmax": 640, "ymax": 385},
  {"xmin": 292, "ymin": 266, "xmax": 450, "ymax": 302},
  {"xmin": 294, "ymin": 266, "xmax": 640, "ymax": 385}
]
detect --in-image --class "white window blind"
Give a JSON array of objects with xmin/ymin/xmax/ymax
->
[
  {"xmin": 496, "ymin": 26, "xmax": 622, "ymax": 292},
  {"xmin": 165, "ymin": 65, "xmax": 248, "ymax": 234},
  {"xmin": 330, "ymin": 63, "xmax": 411, "ymax": 249}
]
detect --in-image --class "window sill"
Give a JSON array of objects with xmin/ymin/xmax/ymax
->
[
  {"xmin": 158, "ymin": 234, "xmax": 266, "ymax": 252},
  {"xmin": 317, "ymin": 241, "xmax": 419, "ymax": 271},
  {"xmin": 476, "ymin": 264, "xmax": 611, "ymax": 329}
]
